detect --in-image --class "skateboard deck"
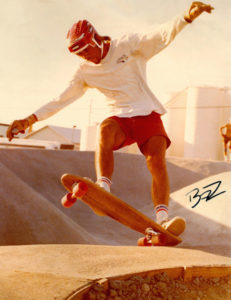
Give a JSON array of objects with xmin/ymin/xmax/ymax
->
[{"xmin": 61, "ymin": 174, "xmax": 182, "ymax": 246}]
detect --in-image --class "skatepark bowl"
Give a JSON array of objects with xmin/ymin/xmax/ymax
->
[{"xmin": 0, "ymin": 148, "xmax": 230, "ymax": 299}]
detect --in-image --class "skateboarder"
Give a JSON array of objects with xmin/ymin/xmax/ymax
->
[
  {"xmin": 220, "ymin": 120, "xmax": 231, "ymax": 161},
  {"xmin": 7, "ymin": 2, "xmax": 213, "ymax": 235}
]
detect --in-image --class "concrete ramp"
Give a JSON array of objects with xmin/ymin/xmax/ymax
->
[
  {"xmin": 0, "ymin": 148, "xmax": 230, "ymax": 247},
  {"xmin": 169, "ymin": 171, "xmax": 231, "ymax": 251},
  {"xmin": 0, "ymin": 162, "xmax": 97, "ymax": 245}
]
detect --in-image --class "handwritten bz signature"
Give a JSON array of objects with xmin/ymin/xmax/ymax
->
[{"xmin": 186, "ymin": 181, "xmax": 226, "ymax": 208}]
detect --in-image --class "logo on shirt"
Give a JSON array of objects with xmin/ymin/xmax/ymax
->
[{"xmin": 117, "ymin": 54, "xmax": 128, "ymax": 64}]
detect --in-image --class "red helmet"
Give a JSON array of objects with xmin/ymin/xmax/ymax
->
[{"xmin": 67, "ymin": 20, "xmax": 102, "ymax": 55}]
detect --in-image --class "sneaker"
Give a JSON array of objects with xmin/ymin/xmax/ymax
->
[{"xmin": 161, "ymin": 216, "xmax": 186, "ymax": 236}]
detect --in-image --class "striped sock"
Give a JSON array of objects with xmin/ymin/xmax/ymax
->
[
  {"xmin": 155, "ymin": 204, "xmax": 169, "ymax": 224},
  {"xmin": 97, "ymin": 176, "xmax": 112, "ymax": 192}
]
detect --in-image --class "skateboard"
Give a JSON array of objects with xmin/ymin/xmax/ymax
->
[{"xmin": 61, "ymin": 174, "xmax": 182, "ymax": 246}]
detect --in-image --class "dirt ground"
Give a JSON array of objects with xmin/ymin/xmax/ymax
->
[{"xmin": 86, "ymin": 272, "xmax": 231, "ymax": 300}]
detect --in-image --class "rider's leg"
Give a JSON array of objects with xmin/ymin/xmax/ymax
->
[
  {"xmin": 95, "ymin": 118, "xmax": 126, "ymax": 191},
  {"xmin": 141, "ymin": 136, "xmax": 170, "ymax": 222},
  {"xmin": 141, "ymin": 135, "xmax": 185, "ymax": 235}
]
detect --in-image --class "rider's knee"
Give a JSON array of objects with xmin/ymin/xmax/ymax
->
[
  {"xmin": 97, "ymin": 120, "xmax": 118, "ymax": 149},
  {"xmin": 98, "ymin": 120, "xmax": 115, "ymax": 138},
  {"xmin": 146, "ymin": 153, "xmax": 166, "ymax": 175}
]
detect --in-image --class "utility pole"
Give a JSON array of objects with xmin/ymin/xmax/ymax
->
[
  {"xmin": 72, "ymin": 125, "xmax": 76, "ymax": 144},
  {"xmin": 88, "ymin": 98, "xmax": 93, "ymax": 126}
]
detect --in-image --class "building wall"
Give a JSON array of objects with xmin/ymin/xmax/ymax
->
[
  {"xmin": 0, "ymin": 124, "xmax": 8, "ymax": 137},
  {"xmin": 27, "ymin": 128, "xmax": 68, "ymax": 143},
  {"xmin": 164, "ymin": 86, "xmax": 231, "ymax": 160},
  {"xmin": 80, "ymin": 125, "xmax": 97, "ymax": 151},
  {"xmin": 163, "ymin": 90, "xmax": 187, "ymax": 157}
]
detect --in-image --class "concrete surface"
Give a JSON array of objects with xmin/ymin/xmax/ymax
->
[
  {"xmin": 0, "ymin": 245, "xmax": 230, "ymax": 300},
  {"xmin": 0, "ymin": 149, "xmax": 230, "ymax": 299}
]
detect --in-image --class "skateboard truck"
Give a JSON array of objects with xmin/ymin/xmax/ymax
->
[
  {"xmin": 146, "ymin": 227, "xmax": 159, "ymax": 239},
  {"xmin": 137, "ymin": 227, "xmax": 160, "ymax": 246},
  {"xmin": 145, "ymin": 227, "xmax": 160, "ymax": 244}
]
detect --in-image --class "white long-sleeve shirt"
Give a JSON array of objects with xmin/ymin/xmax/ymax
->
[{"xmin": 34, "ymin": 14, "xmax": 188, "ymax": 121}]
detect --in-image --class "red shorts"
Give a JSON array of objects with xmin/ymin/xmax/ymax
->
[{"xmin": 108, "ymin": 111, "xmax": 171, "ymax": 152}]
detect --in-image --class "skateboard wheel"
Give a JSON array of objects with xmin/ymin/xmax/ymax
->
[
  {"xmin": 61, "ymin": 192, "xmax": 77, "ymax": 208},
  {"xmin": 137, "ymin": 237, "xmax": 152, "ymax": 247},
  {"xmin": 72, "ymin": 182, "xmax": 88, "ymax": 198}
]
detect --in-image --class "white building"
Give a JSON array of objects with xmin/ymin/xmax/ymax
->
[
  {"xmin": 0, "ymin": 125, "xmax": 81, "ymax": 150},
  {"xmin": 163, "ymin": 86, "xmax": 231, "ymax": 160},
  {"xmin": 0, "ymin": 124, "xmax": 8, "ymax": 137},
  {"xmin": 0, "ymin": 137, "xmax": 60, "ymax": 150},
  {"xmin": 25, "ymin": 125, "xmax": 81, "ymax": 150}
]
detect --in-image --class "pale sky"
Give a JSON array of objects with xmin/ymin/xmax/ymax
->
[{"xmin": 1, "ymin": 0, "xmax": 230, "ymax": 130}]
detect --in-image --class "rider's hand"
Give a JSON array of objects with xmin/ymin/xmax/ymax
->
[
  {"xmin": 184, "ymin": 2, "xmax": 214, "ymax": 23},
  {"xmin": 7, "ymin": 119, "xmax": 29, "ymax": 141},
  {"xmin": 7, "ymin": 114, "xmax": 37, "ymax": 141}
]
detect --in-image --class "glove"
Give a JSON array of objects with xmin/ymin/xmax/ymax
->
[
  {"xmin": 7, "ymin": 114, "xmax": 37, "ymax": 141},
  {"xmin": 184, "ymin": 2, "xmax": 214, "ymax": 23}
]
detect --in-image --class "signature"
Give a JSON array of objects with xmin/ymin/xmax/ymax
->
[{"xmin": 186, "ymin": 181, "xmax": 226, "ymax": 208}]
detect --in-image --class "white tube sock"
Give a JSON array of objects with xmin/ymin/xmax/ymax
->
[
  {"xmin": 155, "ymin": 204, "xmax": 169, "ymax": 224},
  {"xmin": 97, "ymin": 176, "xmax": 112, "ymax": 192}
]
